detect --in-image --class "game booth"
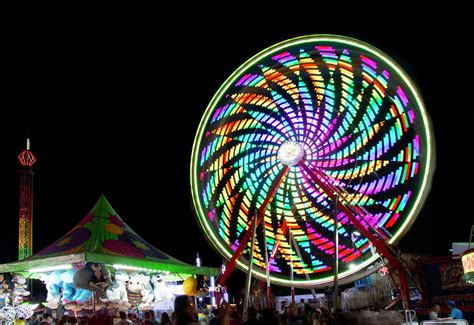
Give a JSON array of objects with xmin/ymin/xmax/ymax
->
[
  {"xmin": 416, "ymin": 253, "xmax": 474, "ymax": 323},
  {"xmin": 0, "ymin": 196, "xmax": 218, "ymax": 323}
]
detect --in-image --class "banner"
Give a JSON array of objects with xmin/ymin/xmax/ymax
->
[{"xmin": 418, "ymin": 256, "xmax": 474, "ymax": 305}]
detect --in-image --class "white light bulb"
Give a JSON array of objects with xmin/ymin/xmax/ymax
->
[{"xmin": 277, "ymin": 141, "xmax": 305, "ymax": 166}]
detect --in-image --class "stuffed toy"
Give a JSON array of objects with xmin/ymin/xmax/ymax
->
[
  {"xmin": 138, "ymin": 274, "xmax": 154, "ymax": 310},
  {"xmin": 0, "ymin": 294, "xmax": 6, "ymax": 309},
  {"xmin": 125, "ymin": 272, "xmax": 142, "ymax": 307},
  {"xmin": 73, "ymin": 287, "xmax": 92, "ymax": 304},
  {"xmin": 74, "ymin": 263, "xmax": 111, "ymax": 301},
  {"xmin": 60, "ymin": 269, "xmax": 77, "ymax": 303},
  {"xmin": 151, "ymin": 274, "xmax": 173, "ymax": 302},
  {"xmin": 1, "ymin": 306, "xmax": 16, "ymax": 322},
  {"xmin": 40, "ymin": 271, "xmax": 63, "ymax": 309},
  {"xmin": 59, "ymin": 269, "xmax": 92, "ymax": 305},
  {"xmin": 11, "ymin": 274, "xmax": 30, "ymax": 304},
  {"xmin": 14, "ymin": 305, "xmax": 32, "ymax": 320},
  {"xmin": 182, "ymin": 276, "xmax": 197, "ymax": 296},
  {"xmin": 125, "ymin": 273, "xmax": 154, "ymax": 310},
  {"xmin": 64, "ymin": 265, "xmax": 92, "ymax": 303},
  {"xmin": 0, "ymin": 274, "xmax": 12, "ymax": 295},
  {"xmin": 105, "ymin": 270, "xmax": 129, "ymax": 305},
  {"xmin": 196, "ymin": 275, "xmax": 210, "ymax": 298}
]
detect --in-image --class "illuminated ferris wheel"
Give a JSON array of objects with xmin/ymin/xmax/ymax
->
[{"xmin": 191, "ymin": 35, "xmax": 434, "ymax": 291}]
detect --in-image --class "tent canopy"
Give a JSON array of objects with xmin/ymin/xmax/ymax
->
[{"xmin": 0, "ymin": 195, "xmax": 218, "ymax": 276}]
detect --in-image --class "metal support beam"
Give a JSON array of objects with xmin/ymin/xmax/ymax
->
[
  {"xmin": 299, "ymin": 162, "xmax": 409, "ymax": 310},
  {"xmin": 333, "ymin": 195, "xmax": 339, "ymax": 311},
  {"xmin": 243, "ymin": 213, "xmax": 258, "ymax": 320},
  {"xmin": 217, "ymin": 167, "xmax": 289, "ymax": 287},
  {"xmin": 289, "ymin": 231, "xmax": 295, "ymax": 304},
  {"xmin": 263, "ymin": 225, "xmax": 272, "ymax": 308}
]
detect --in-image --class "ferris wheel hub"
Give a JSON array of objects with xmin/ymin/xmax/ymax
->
[{"xmin": 277, "ymin": 141, "xmax": 305, "ymax": 166}]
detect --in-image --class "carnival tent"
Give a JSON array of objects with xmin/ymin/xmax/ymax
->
[{"xmin": 0, "ymin": 195, "xmax": 218, "ymax": 277}]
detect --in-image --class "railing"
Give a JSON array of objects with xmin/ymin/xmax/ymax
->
[
  {"xmin": 403, "ymin": 309, "xmax": 416, "ymax": 324},
  {"xmin": 420, "ymin": 320, "xmax": 468, "ymax": 325}
]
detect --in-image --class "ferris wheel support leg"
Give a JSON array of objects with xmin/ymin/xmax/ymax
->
[
  {"xmin": 243, "ymin": 212, "xmax": 259, "ymax": 320},
  {"xmin": 289, "ymin": 227, "xmax": 318, "ymax": 302},
  {"xmin": 333, "ymin": 195, "xmax": 340, "ymax": 312},
  {"xmin": 263, "ymin": 226, "xmax": 272, "ymax": 308},
  {"xmin": 398, "ymin": 270, "xmax": 410, "ymax": 311},
  {"xmin": 216, "ymin": 167, "xmax": 290, "ymax": 297},
  {"xmin": 215, "ymin": 291, "xmax": 220, "ymax": 307},
  {"xmin": 300, "ymin": 162, "xmax": 410, "ymax": 309}
]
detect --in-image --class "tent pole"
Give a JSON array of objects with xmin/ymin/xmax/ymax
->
[
  {"xmin": 92, "ymin": 292, "xmax": 96, "ymax": 316},
  {"xmin": 195, "ymin": 253, "xmax": 201, "ymax": 313}
]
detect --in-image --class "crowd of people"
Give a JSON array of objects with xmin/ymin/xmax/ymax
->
[
  {"xmin": 17, "ymin": 310, "xmax": 171, "ymax": 325},
  {"xmin": 16, "ymin": 296, "xmax": 465, "ymax": 325},
  {"xmin": 427, "ymin": 300, "xmax": 464, "ymax": 321}
]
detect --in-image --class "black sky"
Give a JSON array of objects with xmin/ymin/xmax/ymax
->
[{"xmin": 1, "ymin": 19, "xmax": 473, "ymax": 287}]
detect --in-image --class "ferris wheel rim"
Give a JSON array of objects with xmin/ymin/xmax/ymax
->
[{"xmin": 190, "ymin": 34, "xmax": 435, "ymax": 286}]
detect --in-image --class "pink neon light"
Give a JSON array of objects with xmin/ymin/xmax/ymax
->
[
  {"xmin": 361, "ymin": 55, "xmax": 377, "ymax": 69},
  {"xmin": 315, "ymin": 46, "xmax": 335, "ymax": 52},
  {"xmin": 396, "ymin": 86, "xmax": 409, "ymax": 107},
  {"xmin": 272, "ymin": 52, "xmax": 291, "ymax": 60},
  {"xmin": 208, "ymin": 210, "xmax": 215, "ymax": 221},
  {"xmin": 236, "ymin": 74, "xmax": 251, "ymax": 86}
]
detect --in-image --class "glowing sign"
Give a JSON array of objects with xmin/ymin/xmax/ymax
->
[{"xmin": 461, "ymin": 249, "xmax": 474, "ymax": 284}]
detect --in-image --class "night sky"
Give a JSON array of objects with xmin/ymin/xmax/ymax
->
[{"xmin": 1, "ymin": 22, "xmax": 472, "ymax": 292}]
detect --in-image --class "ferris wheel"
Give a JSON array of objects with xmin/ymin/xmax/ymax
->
[{"xmin": 190, "ymin": 35, "xmax": 434, "ymax": 293}]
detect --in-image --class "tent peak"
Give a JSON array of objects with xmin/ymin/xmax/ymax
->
[{"xmin": 1, "ymin": 195, "xmax": 219, "ymax": 276}]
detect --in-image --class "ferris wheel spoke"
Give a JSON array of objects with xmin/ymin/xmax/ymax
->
[
  {"xmin": 294, "ymin": 56, "xmax": 334, "ymax": 143},
  {"xmin": 208, "ymin": 99, "xmax": 301, "ymax": 145},
  {"xmin": 299, "ymin": 56, "xmax": 338, "ymax": 148},
  {"xmin": 203, "ymin": 145, "xmax": 277, "ymax": 174},
  {"xmin": 305, "ymin": 116, "xmax": 389, "ymax": 158},
  {"xmin": 313, "ymin": 69, "xmax": 391, "ymax": 155},
  {"xmin": 306, "ymin": 117, "xmax": 413, "ymax": 181},
  {"xmin": 300, "ymin": 161, "xmax": 396, "ymax": 242},
  {"xmin": 306, "ymin": 133, "xmax": 354, "ymax": 160},
  {"xmin": 207, "ymin": 122, "xmax": 285, "ymax": 147},
  {"xmin": 268, "ymin": 51, "xmax": 318, "ymax": 144},
  {"xmin": 205, "ymin": 157, "xmax": 282, "ymax": 213},
  {"xmin": 259, "ymin": 65, "xmax": 301, "ymax": 138},
  {"xmin": 304, "ymin": 48, "xmax": 359, "ymax": 147},
  {"xmin": 229, "ymin": 94, "xmax": 293, "ymax": 139},
  {"xmin": 298, "ymin": 54, "xmax": 335, "ymax": 147},
  {"xmin": 288, "ymin": 220, "xmax": 354, "ymax": 272}
]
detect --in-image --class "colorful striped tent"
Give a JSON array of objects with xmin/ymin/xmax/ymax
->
[{"xmin": 0, "ymin": 195, "xmax": 218, "ymax": 277}]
